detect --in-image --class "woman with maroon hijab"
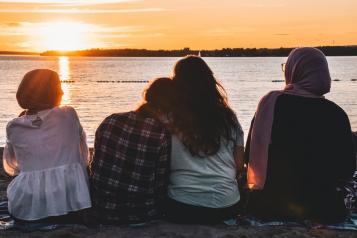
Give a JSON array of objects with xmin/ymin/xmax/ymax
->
[{"xmin": 245, "ymin": 48, "xmax": 356, "ymax": 223}]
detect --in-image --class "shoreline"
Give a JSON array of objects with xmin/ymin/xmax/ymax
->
[{"xmin": 2, "ymin": 45, "xmax": 357, "ymax": 57}]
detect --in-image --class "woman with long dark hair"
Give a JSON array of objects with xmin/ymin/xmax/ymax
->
[{"xmin": 164, "ymin": 56, "xmax": 245, "ymax": 224}]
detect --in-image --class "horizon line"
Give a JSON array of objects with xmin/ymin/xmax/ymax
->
[{"xmin": 1, "ymin": 44, "xmax": 357, "ymax": 55}]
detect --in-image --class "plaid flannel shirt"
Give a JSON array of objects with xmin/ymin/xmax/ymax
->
[{"xmin": 90, "ymin": 111, "xmax": 171, "ymax": 224}]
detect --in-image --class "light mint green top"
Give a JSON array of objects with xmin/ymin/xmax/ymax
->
[{"xmin": 168, "ymin": 125, "xmax": 244, "ymax": 208}]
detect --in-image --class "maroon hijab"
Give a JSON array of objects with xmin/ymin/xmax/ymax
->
[{"xmin": 248, "ymin": 47, "xmax": 331, "ymax": 190}]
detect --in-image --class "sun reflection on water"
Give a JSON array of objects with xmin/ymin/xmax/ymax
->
[{"xmin": 59, "ymin": 56, "xmax": 71, "ymax": 105}]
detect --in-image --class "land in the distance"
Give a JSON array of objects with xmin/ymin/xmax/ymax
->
[
  {"xmin": 41, "ymin": 45, "xmax": 357, "ymax": 57},
  {"xmin": 2, "ymin": 45, "xmax": 357, "ymax": 57},
  {"xmin": 0, "ymin": 51, "xmax": 38, "ymax": 55}
]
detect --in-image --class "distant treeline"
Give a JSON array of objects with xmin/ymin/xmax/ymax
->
[
  {"xmin": 0, "ymin": 51, "xmax": 38, "ymax": 55},
  {"xmin": 40, "ymin": 46, "xmax": 357, "ymax": 57}
]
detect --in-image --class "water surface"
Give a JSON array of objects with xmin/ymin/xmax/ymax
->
[{"xmin": 1, "ymin": 56, "xmax": 356, "ymax": 145}]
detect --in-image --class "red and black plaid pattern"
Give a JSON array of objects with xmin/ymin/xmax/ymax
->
[{"xmin": 90, "ymin": 111, "xmax": 171, "ymax": 224}]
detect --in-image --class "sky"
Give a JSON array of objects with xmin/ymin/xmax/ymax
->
[{"xmin": 0, "ymin": 0, "xmax": 356, "ymax": 52}]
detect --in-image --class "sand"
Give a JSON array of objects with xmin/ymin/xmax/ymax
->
[
  {"xmin": 0, "ymin": 148, "xmax": 356, "ymax": 237},
  {"xmin": 1, "ymin": 219, "xmax": 356, "ymax": 238}
]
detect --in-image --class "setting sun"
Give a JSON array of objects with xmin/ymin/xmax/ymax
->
[
  {"xmin": 37, "ymin": 22, "xmax": 92, "ymax": 51},
  {"xmin": 1, "ymin": 1, "xmax": 357, "ymax": 51}
]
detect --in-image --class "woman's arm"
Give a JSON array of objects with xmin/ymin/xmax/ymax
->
[
  {"xmin": 233, "ymin": 120, "xmax": 246, "ymax": 183},
  {"xmin": 353, "ymin": 131, "xmax": 357, "ymax": 158},
  {"xmin": 244, "ymin": 117, "xmax": 254, "ymax": 166},
  {"xmin": 69, "ymin": 106, "xmax": 90, "ymax": 165},
  {"xmin": 3, "ymin": 142, "xmax": 18, "ymax": 176},
  {"xmin": 234, "ymin": 145, "xmax": 245, "ymax": 175},
  {"xmin": 79, "ymin": 125, "xmax": 90, "ymax": 165},
  {"xmin": 154, "ymin": 133, "xmax": 171, "ymax": 205},
  {"xmin": 333, "ymin": 114, "xmax": 356, "ymax": 181}
]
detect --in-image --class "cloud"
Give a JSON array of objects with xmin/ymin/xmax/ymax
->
[
  {"xmin": 0, "ymin": 20, "xmax": 149, "ymax": 50},
  {"xmin": 0, "ymin": 0, "xmax": 164, "ymax": 14},
  {"xmin": 0, "ymin": 21, "xmax": 140, "ymax": 36},
  {"xmin": 0, "ymin": 8, "xmax": 165, "ymax": 14},
  {"xmin": 203, "ymin": 27, "xmax": 257, "ymax": 37},
  {"xmin": 240, "ymin": 0, "xmax": 286, "ymax": 8},
  {"xmin": 0, "ymin": 0, "xmax": 139, "ymax": 5},
  {"xmin": 99, "ymin": 32, "xmax": 164, "ymax": 39},
  {"xmin": 4, "ymin": 22, "xmax": 22, "ymax": 27}
]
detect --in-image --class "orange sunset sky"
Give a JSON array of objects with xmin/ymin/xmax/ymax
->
[{"xmin": 0, "ymin": 0, "xmax": 356, "ymax": 52}]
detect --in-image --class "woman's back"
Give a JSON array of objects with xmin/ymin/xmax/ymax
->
[
  {"xmin": 4, "ymin": 106, "xmax": 91, "ymax": 220},
  {"xmin": 169, "ymin": 130, "xmax": 243, "ymax": 208},
  {"xmin": 7, "ymin": 106, "xmax": 84, "ymax": 171},
  {"xmin": 247, "ymin": 94, "xmax": 356, "ymax": 222}
]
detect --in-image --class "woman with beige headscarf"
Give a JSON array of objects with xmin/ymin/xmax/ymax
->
[{"xmin": 244, "ymin": 48, "xmax": 356, "ymax": 223}]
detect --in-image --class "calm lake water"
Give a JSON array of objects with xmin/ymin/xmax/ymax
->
[{"xmin": 1, "ymin": 55, "xmax": 357, "ymax": 146}]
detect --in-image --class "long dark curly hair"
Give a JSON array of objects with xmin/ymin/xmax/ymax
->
[{"xmin": 170, "ymin": 55, "xmax": 239, "ymax": 157}]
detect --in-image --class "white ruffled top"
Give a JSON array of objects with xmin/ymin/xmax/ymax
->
[{"xmin": 2, "ymin": 106, "xmax": 92, "ymax": 220}]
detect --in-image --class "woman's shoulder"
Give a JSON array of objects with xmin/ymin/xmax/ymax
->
[
  {"xmin": 6, "ymin": 113, "xmax": 40, "ymax": 132},
  {"xmin": 6, "ymin": 117, "xmax": 24, "ymax": 134},
  {"xmin": 57, "ymin": 105, "xmax": 77, "ymax": 115},
  {"xmin": 323, "ymin": 99, "xmax": 350, "ymax": 122},
  {"xmin": 54, "ymin": 105, "xmax": 81, "ymax": 120},
  {"xmin": 323, "ymin": 98, "xmax": 347, "ymax": 113},
  {"xmin": 100, "ymin": 111, "xmax": 133, "ymax": 125},
  {"xmin": 104, "ymin": 111, "xmax": 167, "ymax": 126},
  {"xmin": 277, "ymin": 94, "xmax": 349, "ymax": 122},
  {"xmin": 98, "ymin": 111, "xmax": 143, "ymax": 130},
  {"xmin": 261, "ymin": 90, "xmax": 282, "ymax": 101},
  {"xmin": 98, "ymin": 111, "xmax": 170, "ymax": 139}
]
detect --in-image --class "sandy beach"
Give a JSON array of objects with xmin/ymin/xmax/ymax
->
[
  {"xmin": 2, "ymin": 222, "xmax": 357, "ymax": 238},
  {"xmin": 0, "ymin": 147, "xmax": 356, "ymax": 237}
]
